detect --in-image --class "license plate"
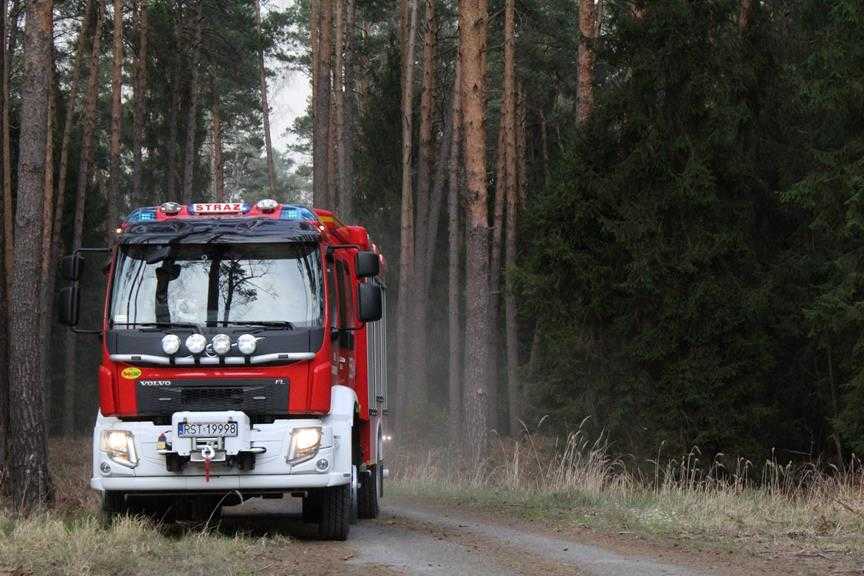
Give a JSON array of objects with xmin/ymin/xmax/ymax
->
[{"xmin": 178, "ymin": 422, "xmax": 238, "ymax": 438}]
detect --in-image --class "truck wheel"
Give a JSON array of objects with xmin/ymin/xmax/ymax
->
[
  {"xmin": 302, "ymin": 492, "xmax": 321, "ymax": 523},
  {"xmin": 316, "ymin": 484, "xmax": 351, "ymax": 540},
  {"xmin": 101, "ymin": 491, "xmax": 127, "ymax": 521},
  {"xmin": 357, "ymin": 467, "xmax": 380, "ymax": 519}
]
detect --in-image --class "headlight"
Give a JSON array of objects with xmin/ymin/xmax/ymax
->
[
  {"xmin": 185, "ymin": 333, "xmax": 207, "ymax": 354},
  {"xmin": 237, "ymin": 333, "xmax": 257, "ymax": 355},
  {"xmin": 211, "ymin": 334, "xmax": 231, "ymax": 355},
  {"xmin": 288, "ymin": 427, "xmax": 322, "ymax": 464},
  {"xmin": 161, "ymin": 334, "xmax": 181, "ymax": 355},
  {"xmin": 100, "ymin": 430, "xmax": 138, "ymax": 468}
]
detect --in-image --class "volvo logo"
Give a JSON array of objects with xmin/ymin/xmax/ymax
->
[{"xmin": 140, "ymin": 380, "xmax": 172, "ymax": 387}]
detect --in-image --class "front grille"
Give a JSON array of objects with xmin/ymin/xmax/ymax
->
[
  {"xmin": 136, "ymin": 379, "xmax": 289, "ymax": 418},
  {"xmin": 180, "ymin": 387, "xmax": 245, "ymax": 409}
]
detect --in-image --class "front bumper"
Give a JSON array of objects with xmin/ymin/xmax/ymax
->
[{"xmin": 90, "ymin": 411, "xmax": 353, "ymax": 493}]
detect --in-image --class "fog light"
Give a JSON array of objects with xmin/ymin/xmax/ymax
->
[
  {"xmin": 185, "ymin": 333, "xmax": 207, "ymax": 354},
  {"xmin": 237, "ymin": 333, "xmax": 257, "ymax": 355},
  {"xmin": 162, "ymin": 334, "xmax": 181, "ymax": 355},
  {"xmin": 211, "ymin": 334, "xmax": 231, "ymax": 355},
  {"xmin": 316, "ymin": 458, "xmax": 329, "ymax": 471},
  {"xmin": 100, "ymin": 462, "xmax": 112, "ymax": 475}
]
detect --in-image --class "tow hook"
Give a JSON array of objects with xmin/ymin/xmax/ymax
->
[{"xmin": 201, "ymin": 444, "xmax": 216, "ymax": 482}]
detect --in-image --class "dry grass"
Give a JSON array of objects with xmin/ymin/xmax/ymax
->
[
  {"xmin": 391, "ymin": 422, "xmax": 864, "ymax": 556},
  {"xmin": 0, "ymin": 438, "xmax": 290, "ymax": 576}
]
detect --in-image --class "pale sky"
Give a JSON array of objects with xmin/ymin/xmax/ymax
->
[{"xmin": 266, "ymin": 0, "xmax": 311, "ymax": 159}]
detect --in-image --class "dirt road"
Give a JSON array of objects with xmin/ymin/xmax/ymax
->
[{"xmin": 222, "ymin": 498, "xmax": 731, "ymax": 576}]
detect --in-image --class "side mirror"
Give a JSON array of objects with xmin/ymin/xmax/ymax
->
[
  {"xmin": 59, "ymin": 285, "xmax": 81, "ymax": 327},
  {"xmin": 356, "ymin": 251, "xmax": 380, "ymax": 278},
  {"xmin": 358, "ymin": 283, "xmax": 382, "ymax": 322},
  {"xmin": 61, "ymin": 253, "xmax": 84, "ymax": 281}
]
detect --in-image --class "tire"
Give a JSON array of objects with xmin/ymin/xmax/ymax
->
[
  {"xmin": 357, "ymin": 467, "xmax": 380, "ymax": 519},
  {"xmin": 316, "ymin": 484, "xmax": 351, "ymax": 540},
  {"xmin": 101, "ymin": 491, "xmax": 127, "ymax": 521},
  {"xmin": 302, "ymin": 492, "xmax": 321, "ymax": 523}
]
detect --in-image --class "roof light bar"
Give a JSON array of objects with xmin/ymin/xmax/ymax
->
[
  {"xmin": 256, "ymin": 198, "xmax": 279, "ymax": 213},
  {"xmin": 160, "ymin": 202, "xmax": 182, "ymax": 215}
]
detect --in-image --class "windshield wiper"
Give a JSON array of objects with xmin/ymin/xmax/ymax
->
[
  {"xmin": 218, "ymin": 320, "xmax": 295, "ymax": 330},
  {"xmin": 113, "ymin": 321, "xmax": 201, "ymax": 330}
]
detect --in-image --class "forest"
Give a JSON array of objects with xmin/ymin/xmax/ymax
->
[{"xmin": 0, "ymin": 0, "xmax": 863, "ymax": 517}]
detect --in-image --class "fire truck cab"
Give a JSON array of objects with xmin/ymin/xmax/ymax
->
[{"xmin": 58, "ymin": 200, "xmax": 388, "ymax": 540}]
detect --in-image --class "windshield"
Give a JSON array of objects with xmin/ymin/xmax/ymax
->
[{"xmin": 110, "ymin": 243, "xmax": 324, "ymax": 329}]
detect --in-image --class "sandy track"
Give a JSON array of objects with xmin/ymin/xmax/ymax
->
[{"xmin": 223, "ymin": 498, "xmax": 713, "ymax": 576}]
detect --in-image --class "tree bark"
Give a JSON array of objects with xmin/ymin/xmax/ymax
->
[
  {"xmin": 10, "ymin": 0, "xmax": 54, "ymax": 509},
  {"xmin": 64, "ymin": 0, "xmax": 104, "ymax": 437},
  {"xmin": 0, "ymin": 0, "xmax": 8, "ymax": 481},
  {"xmin": 312, "ymin": 0, "xmax": 332, "ymax": 207},
  {"xmin": 408, "ymin": 0, "xmax": 437, "ymax": 412},
  {"xmin": 338, "ymin": 0, "xmax": 355, "ymax": 220},
  {"xmin": 330, "ymin": 0, "xmax": 344, "ymax": 211},
  {"xmin": 255, "ymin": 0, "xmax": 277, "ymax": 197},
  {"xmin": 447, "ymin": 56, "xmax": 462, "ymax": 446},
  {"xmin": 2, "ymin": 0, "xmax": 20, "ymax": 289},
  {"xmin": 395, "ymin": 0, "xmax": 418, "ymax": 427},
  {"xmin": 131, "ymin": 0, "xmax": 149, "ymax": 206},
  {"xmin": 503, "ymin": 0, "xmax": 520, "ymax": 436},
  {"xmin": 415, "ymin": 0, "xmax": 437, "ymax": 281},
  {"xmin": 739, "ymin": 0, "xmax": 753, "ymax": 32},
  {"xmin": 38, "ymin": 45, "xmax": 55, "ymax": 426},
  {"xmin": 182, "ymin": 0, "xmax": 203, "ymax": 204},
  {"xmin": 108, "ymin": 0, "xmax": 124, "ymax": 242},
  {"xmin": 460, "ymin": 0, "xmax": 490, "ymax": 453},
  {"xmin": 211, "ymin": 89, "xmax": 224, "ymax": 202},
  {"xmin": 165, "ymin": 6, "xmax": 183, "ymax": 202},
  {"xmin": 577, "ymin": 0, "xmax": 596, "ymax": 124},
  {"xmin": 487, "ymin": 123, "xmax": 505, "ymax": 429}
]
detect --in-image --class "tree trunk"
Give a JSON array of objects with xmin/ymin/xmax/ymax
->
[
  {"xmin": 739, "ymin": 0, "xmax": 753, "ymax": 32},
  {"xmin": 211, "ymin": 90, "xmax": 224, "ymax": 202},
  {"xmin": 395, "ymin": 0, "xmax": 418, "ymax": 428},
  {"xmin": 408, "ymin": 0, "xmax": 437, "ymax": 413},
  {"xmin": 330, "ymin": 0, "xmax": 344, "ymax": 212},
  {"xmin": 415, "ymin": 0, "xmax": 436, "ymax": 282},
  {"xmin": 503, "ymin": 0, "xmax": 519, "ymax": 437},
  {"xmin": 447, "ymin": 56, "xmax": 462, "ymax": 446},
  {"xmin": 577, "ymin": 0, "xmax": 596, "ymax": 124},
  {"xmin": 38, "ymin": 45, "xmax": 55, "ymax": 427},
  {"xmin": 182, "ymin": 0, "xmax": 203, "ymax": 204},
  {"xmin": 2, "ymin": 0, "xmax": 20, "ymax": 289},
  {"xmin": 165, "ymin": 6, "xmax": 183, "ymax": 202},
  {"xmin": 255, "ymin": 0, "xmax": 277, "ymax": 197},
  {"xmin": 460, "ymin": 0, "xmax": 490, "ymax": 453},
  {"xmin": 338, "ymin": 0, "xmax": 355, "ymax": 220},
  {"xmin": 312, "ymin": 0, "xmax": 332, "ymax": 207},
  {"xmin": 423, "ymin": 91, "xmax": 454, "ymax": 290},
  {"xmin": 45, "ymin": 0, "xmax": 92, "ymax": 440},
  {"xmin": 131, "ymin": 0, "xmax": 149, "ymax": 206},
  {"xmin": 108, "ymin": 0, "xmax": 124, "ymax": 242},
  {"xmin": 0, "ymin": 0, "xmax": 8, "ymax": 482},
  {"xmin": 64, "ymin": 0, "xmax": 104, "ymax": 437},
  {"xmin": 487, "ymin": 123, "xmax": 505, "ymax": 430},
  {"xmin": 10, "ymin": 0, "xmax": 54, "ymax": 510}
]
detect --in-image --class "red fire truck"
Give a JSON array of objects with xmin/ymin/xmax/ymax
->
[{"xmin": 58, "ymin": 200, "xmax": 388, "ymax": 540}]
